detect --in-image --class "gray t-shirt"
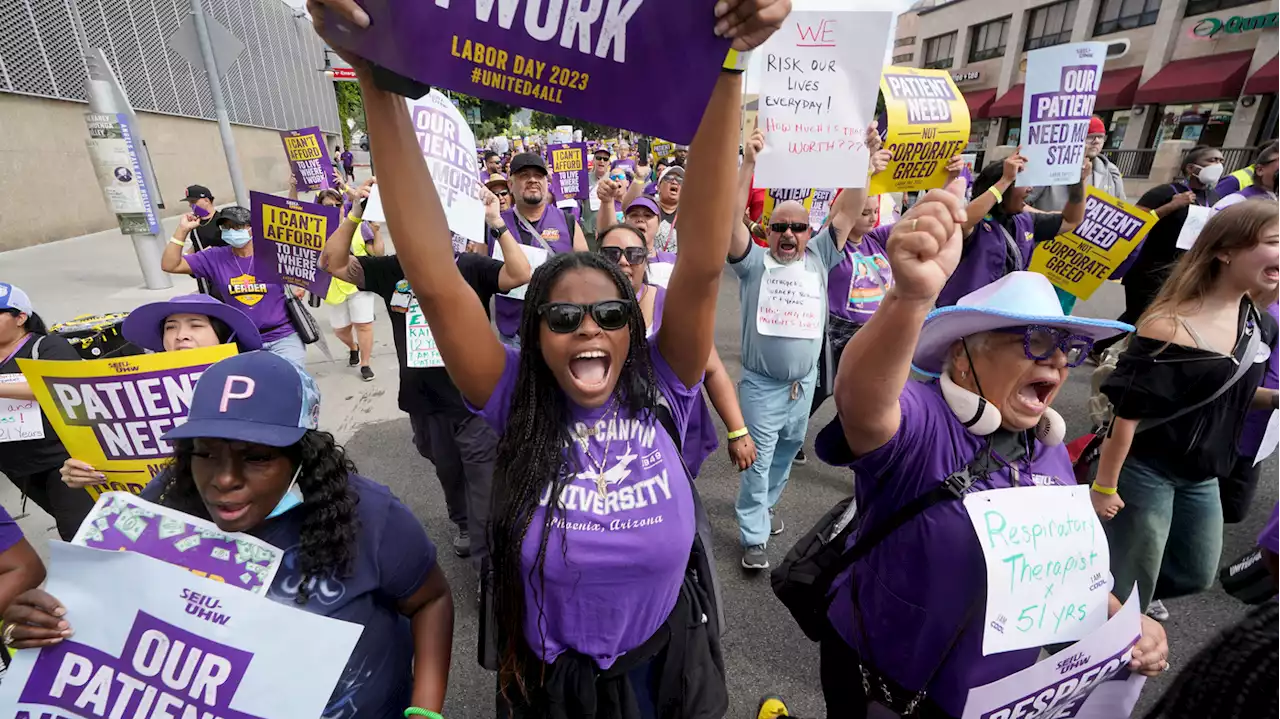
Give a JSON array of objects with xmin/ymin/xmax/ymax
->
[{"xmin": 730, "ymin": 227, "xmax": 843, "ymax": 381}]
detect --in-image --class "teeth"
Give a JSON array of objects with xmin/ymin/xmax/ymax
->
[{"xmin": 575, "ymin": 350, "xmax": 606, "ymax": 359}]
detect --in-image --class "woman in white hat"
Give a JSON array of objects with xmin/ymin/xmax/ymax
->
[{"xmin": 808, "ymin": 181, "xmax": 1170, "ymax": 718}]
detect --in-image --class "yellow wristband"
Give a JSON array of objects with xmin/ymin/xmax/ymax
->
[
  {"xmin": 347, "ymin": 213, "xmax": 363, "ymax": 225},
  {"xmin": 1091, "ymin": 483, "xmax": 1118, "ymax": 495},
  {"xmin": 988, "ymin": 186, "xmax": 1003, "ymax": 203},
  {"xmin": 722, "ymin": 49, "xmax": 751, "ymax": 74},
  {"xmin": 726, "ymin": 428, "xmax": 749, "ymax": 440},
  {"xmin": 169, "ymin": 237, "xmax": 186, "ymax": 246}
]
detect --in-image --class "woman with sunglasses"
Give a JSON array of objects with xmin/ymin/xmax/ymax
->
[
  {"xmin": 813, "ymin": 179, "xmax": 1169, "ymax": 718},
  {"xmin": 305, "ymin": 1, "xmax": 789, "ymax": 714},
  {"xmin": 597, "ymin": 196, "xmax": 680, "ymax": 287},
  {"xmin": 598, "ymin": 224, "xmax": 756, "ymax": 476},
  {"xmin": 1092, "ymin": 201, "xmax": 1279, "ymax": 624}
]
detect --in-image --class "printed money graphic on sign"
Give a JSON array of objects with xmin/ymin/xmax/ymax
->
[
  {"xmin": 868, "ymin": 67, "xmax": 970, "ymax": 196},
  {"xmin": 1029, "ymin": 187, "xmax": 1156, "ymax": 300},
  {"xmin": 755, "ymin": 10, "xmax": 891, "ymax": 189},
  {"xmin": 408, "ymin": 90, "xmax": 485, "ymax": 246},
  {"xmin": 0, "ymin": 543, "xmax": 362, "ymax": 719},
  {"xmin": 72, "ymin": 493, "xmax": 284, "ymax": 596},
  {"xmin": 280, "ymin": 126, "xmax": 337, "ymax": 192},
  {"xmin": 1018, "ymin": 42, "xmax": 1106, "ymax": 187},
  {"xmin": 17, "ymin": 345, "xmax": 236, "ymax": 499},
  {"xmin": 332, "ymin": 1, "xmax": 730, "ymax": 143},
  {"xmin": 547, "ymin": 142, "xmax": 590, "ymax": 202},
  {"xmin": 251, "ymin": 192, "xmax": 340, "ymax": 297}
]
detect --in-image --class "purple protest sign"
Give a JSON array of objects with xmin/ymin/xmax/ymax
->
[
  {"xmin": 281, "ymin": 126, "xmax": 337, "ymax": 192},
  {"xmin": 546, "ymin": 142, "xmax": 589, "ymax": 201},
  {"xmin": 1018, "ymin": 42, "xmax": 1106, "ymax": 187},
  {"xmin": 331, "ymin": 1, "xmax": 732, "ymax": 144},
  {"xmin": 73, "ymin": 492, "xmax": 284, "ymax": 595},
  {"xmin": 251, "ymin": 191, "xmax": 339, "ymax": 297}
]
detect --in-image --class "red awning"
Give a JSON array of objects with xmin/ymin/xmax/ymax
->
[
  {"xmin": 1244, "ymin": 55, "xmax": 1278, "ymax": 96},
  {"xmin": 988, "ymin": 84, "xmax": 1024, "ymax": 117},
  {"xmin": 963, "ymin": 88, "xmax": 998, "ymax": 119},
  {"xmin": 1134, "ymin": 50, "xmax": 1254, "ymax": 105},
  {"xmin": 1095, "ymin": 66, "xmax": 1142, "ymax": 110}
]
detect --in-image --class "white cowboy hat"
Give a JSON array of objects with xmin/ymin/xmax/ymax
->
[{"xmin": 912, "ymin": 272, "xmax": 1134, "ymax": 376}]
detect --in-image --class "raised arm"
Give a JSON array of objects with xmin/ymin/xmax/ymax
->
[
  {"xmin": 835, "ymin": 179, "xmax": 967, "ymax": 456},
  {"xmin": 826, "ymin": 126, "xmax": 890, "ymax": 251},
  {"xmin": 730, "ymin": 127, "xmax": 765, "ymax": 259},
  {"xmin": 342, "ymin": 57, "xmax": 505, "ymax": 407},
  {"xmin": 320, "ymin": 177, "xmax": 377, "ymax": 284},
  {"xmin": 160, "ymin": 215, "xmax": 200, "ymax": 275},
  {"xmin": 963, "ymin": 150, "xmax": 1025, "ymax": 237},
  {"xmin": 657, "ymin": 73, "xmax": 747, "ymax": 387},
  {"xmin": 481, "ymin": 184, "xmax": 534, "ymax": 291},
  {"xmin": 1056, "ymin": 162, "xmax": 1089, "ymax": 234},
  {"xmin": 594, "ymin": 177, "xmax": 621, "ymax": 236}
]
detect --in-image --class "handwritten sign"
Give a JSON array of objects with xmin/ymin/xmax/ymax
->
[
  {"xmin": 408, "ymin": 90, "xmax": 486, "ymax": 246},
  {"xmin": 280, "ymin": 126, "xmax": 336, "ymax": 192},
  {"xmin": 17, "ymin": 345, "xmax": 237, "ymax": 499},
  {"xmin": 333, "ymin": 1, "xmax": 730, "ymax": 144},
  {"xmin": 962, "ymin": 588, "xmax": 1146, "ymax": 719},
  {"xmin": 756, "ymin": 262, "xmax": 824, "ymax": 339},
  {"xmin": 868, "ymin": 67, "xmax": 970, "ymax": 195},
  {"xmin": 755, "ymin": 10, "xmax": 892, "ymax": 189},
  {"xmin": 72, "ymin": 492, "xmax": 284, "ymax": 596},
  {"xmin": 0, "ymin": 374, "xmax": 44, "ymax": 443},
  {"xmin": 493, "ymin": 242, "xmax": 550, "ymax": 301},
  {"xmin": 405, "ymin": 299, "xmax": 445, "ymax": 369},
  {"xmin": 963, "ymin": 484, "xmax": 1111, "ymax": 655},
  {"xmin": 1019, "ymin": 42, "xmax": 1106, "ymax": 187},
  {"xmin": 1030, "ymin": 187, "xmax": 1157, "ymax": 300},
  {"xmin": 251, "ymin": 191, "xmax": 340, "ymax": 297},
  {"xmin": 1175, "ymin": 204, "xmax": 1213, "ymax": 251},
  {"xmin": 547, "ymin": 142, "xmax": 590, "ymax": 202}
]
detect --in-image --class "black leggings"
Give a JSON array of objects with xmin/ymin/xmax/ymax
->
[{"xmin": 5, "ymin": 465, "xmax": 96, "ymax": 541}]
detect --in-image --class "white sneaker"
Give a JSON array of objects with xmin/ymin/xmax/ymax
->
[{"xmin": 1145, "ymin": 599, "xmax": 1169, "ymax": 622}]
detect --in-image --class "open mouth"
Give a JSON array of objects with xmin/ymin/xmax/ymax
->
[
  {"xmin": 1263, "ymin": 265, "xmax": 1279, "ymax": 283},
  {"xmin": 569, "ymin": 349, "xmax": 612, "ymax": 390},
  {"xmin": 775, "ymin": 240, "xmax": 798, "ymax": 258},
  {"xmin": 210, "ymin": 501, "xmax": 251, "ymax": 524},
  {"xmin": 1016, "ymin": 378, "xmax": 1059, "ymax": 412}
]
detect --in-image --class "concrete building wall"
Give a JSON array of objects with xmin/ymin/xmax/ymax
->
[{"xmin": 0, "ymin": 94, "xmax": 339, "ymax": 252}]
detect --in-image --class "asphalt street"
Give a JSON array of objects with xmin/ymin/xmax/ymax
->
[{"xmin": 342, "ymin": 271, "xmax": 1278, "ymax": 719}]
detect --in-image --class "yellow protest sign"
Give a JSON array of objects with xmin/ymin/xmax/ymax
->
[
  {"xmin": 651, "ymin": 139, "xmax": 674, "ymax": 163},
  {"xmin": 17, "ymin": 345, "xmax": 237, "ymax": 499},
  {"xmin": 760, "ymin": 188, "xmax": 837, "ymax": 230},
  {"xmin": 869, "ymin": 67, "xmax": 971, "ymax": 196},
  {"xmin": 1029, "ymin": 187, "xmax": 1156, "ymax": 300}
]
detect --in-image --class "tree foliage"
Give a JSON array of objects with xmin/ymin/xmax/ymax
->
[
  {"xmin": 528, "ymin": 111, "xmax": 620, "ymax": 140},
  {"xmin": 451, "ymin": 93, "xmax": 518, "ymax": 140},
  {"xmin": 334, "ymin": 81, "xmax": 365, "ymax": 148}
]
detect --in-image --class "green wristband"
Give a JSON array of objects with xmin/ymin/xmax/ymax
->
[{"xmin": 405, "ymin": 709, "xmax": 443, "ymax": 719}]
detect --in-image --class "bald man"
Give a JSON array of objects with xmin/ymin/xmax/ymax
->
[{"xmin": 728, "ymin": 126, "xmax": 881, "ymax": 570}]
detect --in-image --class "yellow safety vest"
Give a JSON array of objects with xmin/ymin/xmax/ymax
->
[
  {"xmin": 324, "ymin": 233, "xmax": 368, "ymax": 304},
  {"xmin": 1229, "ymin": 166, "xmax": 1255, "ymax": 191}
]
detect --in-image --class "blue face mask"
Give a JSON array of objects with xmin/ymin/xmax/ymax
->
[
  {"xmin": 266, "ymin": 465, "xmax": 303, "ymax": 519},
  {"xmin": 222, "ymin": 228, "xmax": 251, "ymax": 248}
]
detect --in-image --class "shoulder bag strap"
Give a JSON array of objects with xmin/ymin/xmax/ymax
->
[
  {"xmin": 1136, "ymin": 311, "xmax": 1263, "ymax": 434},
  {"xmin": 513, "ymin": 212, "xmax": 553, "ymax": 252}
]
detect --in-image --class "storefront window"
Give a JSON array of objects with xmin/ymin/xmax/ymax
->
[
  {"xmin": 1004, "ymin": 119, "xmax": 1022, "ymax": 146},
  {"xmin": 968, "ymin": 120, "xmax": 991, "ymax": 150},
  {"xmin": 1259, "ymin": 96, "xmax": 1279, "ymax": 145},
  {"xmin": 1150, "ymin": 102, "xmax": 1235, "ymax": 147},
  {"xmin": 1096, "ymin": 109, "xmax": 1131, "ymax": 149}
]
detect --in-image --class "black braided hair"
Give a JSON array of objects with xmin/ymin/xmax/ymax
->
[
  {"xmin": 491, "ymin": 251, "xmax": 658, "ymax": 698},
  {"xmin": 158, "ymin": 430, "xmax": 360, "ymax": 605},
  {"xmin": 1143, "ymin": 598, "xmax": 1278, "ymax": 719}
]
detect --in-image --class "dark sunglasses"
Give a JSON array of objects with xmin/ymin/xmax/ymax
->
[
  {"xmin": 770, "ymin": 222, "xmax": 810, "ymax": 234},
  {"xmin": 538, "ymin": 300, "xmax": 632, "ymax": 333},
  {"xmin": 600, "ymin": 246, "xmax": 648, "ymax": 265},
  {"xmin": 994, "ymin": 325, "xmax": 1094, "ymax": 367},
  {"xmin": 492, "ymin": 189, "xmax": 511, "ymax": 197}
]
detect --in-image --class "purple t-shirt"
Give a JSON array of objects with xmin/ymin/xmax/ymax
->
[
  {"xmin": 142, "ymin": 473, "xmax": 436, "ymax": 718},
  {"xmin": 0, "ymin": 504, "xmax": 24, "ymax": 554},
  {"xmin": 1241, "ymin": 302, "xmax": 1280, "ymax": 456},
  {"xmin": 647, "ymin": 284, "xmax": 720, "ymax": 477},
  {"xmin": 473, "ymin": 343, "xmax": 700, "ymax": 668},
  {"xmin": 818, "ymin": 381, "xmax": 1077, "ymax": 717},
  {"xmin": 184, "ymin": 246, "xmax": 294, "ymax": 342},
  {"xmin": 826, "ymin": 224, "xmax": 894, "ymax": 322},
  {"xmin": 340, "ymin": 151, "xmax": 353, "ymax": 168}
]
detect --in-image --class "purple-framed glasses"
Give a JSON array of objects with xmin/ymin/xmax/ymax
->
[{"xmin": 994, "ymin": 325, "xmax": 1094, "ymax": 367}]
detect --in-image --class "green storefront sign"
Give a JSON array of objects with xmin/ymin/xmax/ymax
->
[{"xmin": 1193, "ymin": 12, "xmax": 1279, "ymax": 38}]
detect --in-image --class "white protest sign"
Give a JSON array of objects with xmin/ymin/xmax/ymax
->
[
  {"xmin": 406, "ymin": 90, "xmax": 485, "ymax": 245},
  {"xmin": 963, "ymin": 484, "xmax": 1111, "ymax": 655},
  {"xmin": 755, "ymin": 10, "xmax": 892, "ymax": 189},
  {"xmin": 494, "ymin": 242, "xmax": 550, "ymax": 301},
  {"xmin": 648, "ymin": 261, "xmax": 675, "ymax": 289},
  {"xmin": 1018, "ymin": 42, "xmax": 1106, "ymax": 188},
  {"xmin": 961, "ymin": 588, "xmax": 1146, "ymax": 719},
  {"xmin": 405, "ymin": 298, "xmax": 445, "ymax": 368},
  {"xmin": 361, "ymin": 183, "xmax": 386, "ymax": 223},
  {"xmin": 756, "ymin": 261, "xmax": 825, "ymax": 339},
  {"xmin": 1174, "ymin": 205, "xmax": 1213, "ymax": 251},
  {"xmin": 0, "ymin": 542, "xmax": 362, "ymax": 719},
  {"xmin": 0, "ymin": 374, "xmax": 44, "ymax": 443},
  {"xmin": 1256, "ymin": 410, "xmax": 1279, "ymax": 466}
]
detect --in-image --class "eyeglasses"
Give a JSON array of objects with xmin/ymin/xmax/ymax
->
[
  {"xmin": 994, "ymin": 325, "xmax": 1095, "ymax": 367},
  {"xmin": 600, "ymin": 246, "xmax": 648, "ymax": 265},
  {"xmin": 493, "ymin": 190, "xmax": 511, "ymax": 198},
  {"xmin": 538, "ymin": 300, "xmax": 632, "ymax": 333},
  {"xmin": 770, "ymin": 222, "xmax": 810, "ymax": 234}
]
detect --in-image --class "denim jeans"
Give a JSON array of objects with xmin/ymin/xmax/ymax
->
[
  {"xmin": 263, "ymin": 332, "xmax": 307, "ymax": 366},
  {"xmin": 1104, "ymin": 456, "xmax": 1223, "ymax": 609},
  {"xmin": 736, "ymin": 367, "xmax": 816, "ymax": 548}
]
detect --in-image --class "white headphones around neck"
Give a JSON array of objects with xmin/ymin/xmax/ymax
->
[{"xmin": 939, "ymin": 370, "xmax": 1065, "ymax": 447}]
